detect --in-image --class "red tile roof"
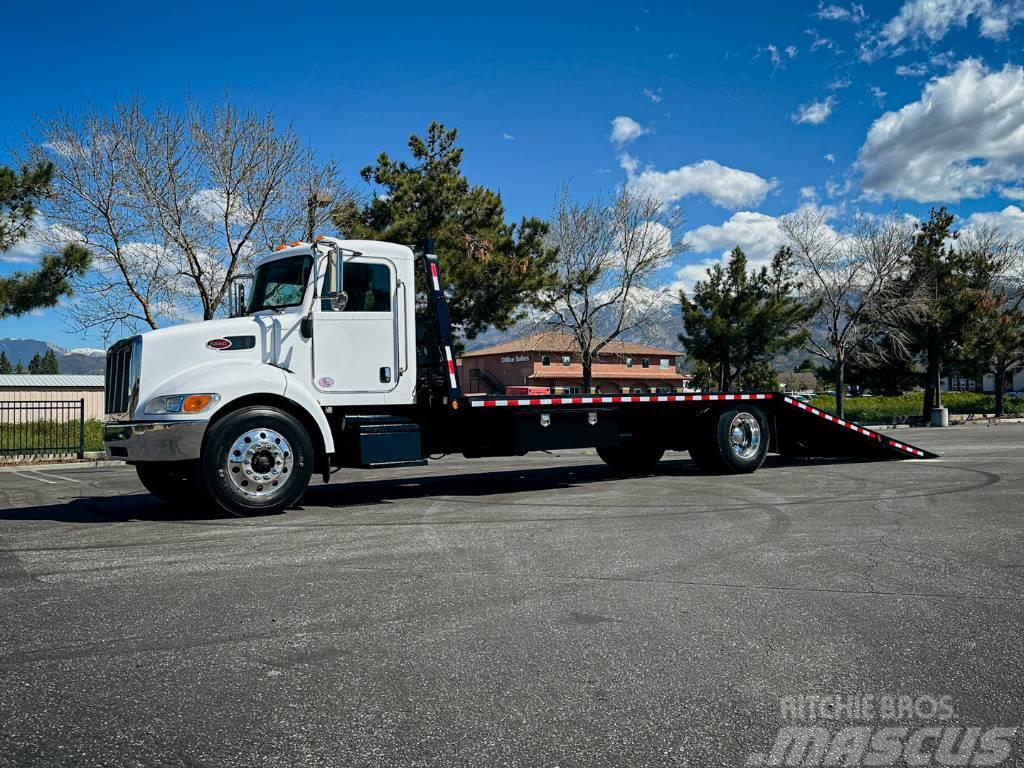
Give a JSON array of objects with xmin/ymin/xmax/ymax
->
[{"xmin": 462, "ymin": 331, "xmax": 682, "ymax": 359}]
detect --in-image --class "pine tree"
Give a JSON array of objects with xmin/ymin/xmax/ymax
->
[
  {"xmin": 42, "ymin": 349, "xmax": 59, "ymax": 374},
  {"xmin": 903, "ymin": 208, "xmax": 1001, "ymax": 419},
  {"xmin": 0, "ymin": 351, "xmax": 11, "ymax": 374},
  {"xmin": 680, "ymin": 247, "xmax": 814, "ymax": 391},
  {"xmin": 333, "ymin": 122, "xmax": 556, "ymax": 340},
  {"xmin": 1, "ymin": 161, "xmax": 91, "ymax": 319},
  {"xmin": 28, "ymin": 353, "xmax": 43, "ymax": 374},
  {"xmin": 14, "ymin": 362, "xmax": 25, "ymax": 374}
]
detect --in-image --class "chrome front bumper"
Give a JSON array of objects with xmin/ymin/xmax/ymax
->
[{"xmin": 104, "ymin": 420, "xmax": 206, "ymax": 462}]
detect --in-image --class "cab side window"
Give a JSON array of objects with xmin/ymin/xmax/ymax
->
[{"xmin": 322, "ymin": 261, "xmax": 392, "ymax": 312}]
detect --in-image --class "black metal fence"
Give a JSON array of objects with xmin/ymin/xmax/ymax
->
[{"xmin": 0, "ymin": 400, "xmax": 86, "ymax": 459}]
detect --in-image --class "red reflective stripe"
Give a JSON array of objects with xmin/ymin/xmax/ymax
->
[{"xmin": 447, "ymin": 359, "xmax": 456, "ymax": 374}]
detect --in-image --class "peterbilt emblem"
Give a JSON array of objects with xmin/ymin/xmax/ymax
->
[
  {"xmin": 207, "ymin": 338, "xmax": 232, "ymax": 350},
  {"xmin": 318, "ymin": 377, "xmax": 335, "ymax": 388}
]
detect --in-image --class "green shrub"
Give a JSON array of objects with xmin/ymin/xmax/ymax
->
[
  {"xmin": 809, "ymin": 392, "xmax": 1024, "ymax": 422},
  {"xmin": 0, "ymin": 418, "xmax": 104, "ymax": 454}
]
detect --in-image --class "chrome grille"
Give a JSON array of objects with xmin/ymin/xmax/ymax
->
[{"xmin": 105, "ymin": 336, "xmax": 140, "ymax": 416}]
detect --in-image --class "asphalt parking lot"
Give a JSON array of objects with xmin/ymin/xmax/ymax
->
[{"xmin": 1, "ymin": 424, "xmax": 1022, "ymax": 767}]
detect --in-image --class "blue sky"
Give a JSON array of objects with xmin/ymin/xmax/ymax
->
[{"xmin": 3, "ymin": 0, "xmax": 1024, "ymax": 349}]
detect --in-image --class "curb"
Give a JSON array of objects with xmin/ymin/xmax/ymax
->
[{"xmin": 0, "ymin": 459, "xmax": 125, "ymax": 473}]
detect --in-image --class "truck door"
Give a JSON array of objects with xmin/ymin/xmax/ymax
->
[{"xmin": 312, "ymin": 256, "xmax": 401, "ymax": 395}]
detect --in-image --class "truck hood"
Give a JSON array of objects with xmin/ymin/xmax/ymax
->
[{"xmin": 132, "ymin": 313, "xmax": 307, "ymax": 416}]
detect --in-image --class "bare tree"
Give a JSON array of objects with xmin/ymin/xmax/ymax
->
[
  {"xmin": 26, "ymin": 97, "xmax": 349, "ymax": 340},
  {"xmin": 781, "ymin": 207, "xmax": 920, "ymax": 417},
  {"xmin": 957, "ymin": 224, "xmax": 1024, "ymax": 416},
  {"xmin": 538, "ymin": 186, "xmax": 689, "ymax": 392}
]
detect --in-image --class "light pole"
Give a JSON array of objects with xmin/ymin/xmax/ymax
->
[{"xmin": 305, "ymin": 191, "xmax": 335, "ymax": 242}]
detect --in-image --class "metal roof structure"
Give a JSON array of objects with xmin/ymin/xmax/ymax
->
[{"xmin": 0, "ymin": 375, "xmax": 104, "ymax": 388}]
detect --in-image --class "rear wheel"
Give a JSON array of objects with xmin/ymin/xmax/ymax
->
[
  {"xmin": 201, "ymin": 407, "xmax": 314, "ymax": 516},
  {"xmin": 688, "ymin": 407, "xmax": 769, "ymax": 474},
  {"xmin": 135, "ymin": 461, "xmax": 203, "ymax": 504},
  {"xmin": 597, "ymin": 444, "xmax": 665, "ymax": 476}
]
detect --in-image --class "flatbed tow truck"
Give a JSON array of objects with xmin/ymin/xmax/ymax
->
[{"xmin": 103, "ymin": 238, "xmax": 936, "ymax": 516}]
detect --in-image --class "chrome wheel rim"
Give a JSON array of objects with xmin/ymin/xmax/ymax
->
[
  {"xmin": 226, "ymin": 427, "xmax": 293, "ymax": 497},
  {"xmin": 729, "ymin": 413, "xmax": 761, "ymax": 460}
]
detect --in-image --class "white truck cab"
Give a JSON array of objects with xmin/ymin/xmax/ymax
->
[{"xmin": 104, "ymin": 238, "xmax": 421, "ymax": 514}]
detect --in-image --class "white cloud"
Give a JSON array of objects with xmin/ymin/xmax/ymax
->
[
  {"xmin": 785, "ymin": 45, "xmax": 799, "ymax": 58},
  {"xmin": 190, "ymin": 188, "xmax": 253, "ymax": 225},
  {"xmin": 609, "ymin": 116, "xmax": 649, "ymax": 146},
  {"xmin": 825, "ymin": 153, "xmax": 836, "ymax": 163},
  {"xmin": 805, "ymin": 28, "xmax": 835, "ymax": 51},
  {"xmin": 800, "ymin": 186, "xmax": 819, "ymax": 202},
  {"xmin": 964, "ymin": 205, "xmax": 1024, "ymax": 238},
  {"xmin": 858, "ymin": 59, "xmax": 1024, "ymax": 202},
  {"xmin": 0, "ymin": 216, "xmax": 85, "ymax": 265},
  {"xmin": 642, "ymin": 87, "xmax": 663, "ymax": 103},
  {"xmin": 622, "ymin": 157, "xmax": 778, "ymax": 209},
  {"xmin": 863, "ymin": 0, "xmax": 1024, "ymax": 59},
  {"xmin": 1000, "ymin": 186, "xmax": 1024, "ymax": 200},
  {"xmin": 686, "ymin": 211, "xmax": 785, "ymax": 261},
  {"xmin": 828, "ymin": 77, "xmax": 852, "ymax": 89},
  {"xmin": 674, "ymin": 211, "xmax": 787, "ymax": 291},
  {"xmin": 895, "ymin": 62, "xmax": 928, "ymax": 76},
  {"xmin": 817, "ymin": 2, "xmax": 867, "ymax": 22},
  {"xmin": 674, "ymin": 205, "xmax": 845, "ymax": 292},
  {"xmin": 764, "ymin": 43, "xmax": 783, "ymax": 68},
  {"xmin": 792, "ymin": 96, "xmax": 837, "ymax": 125},
  {"xmin": 502, "ymin": 132, "xmax": 516, "ymax": 140},
  {"xmin": 870, "ymin": 85, "xmax": 887, "ymax": 105}
]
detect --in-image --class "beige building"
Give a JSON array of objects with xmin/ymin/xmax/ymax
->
[
  {"xmin": 460, "ymin": 331, "xmax": 691, "ymax": 396},
  {"xmin": 0, "ymin": 375, "xmax": 105, "ymax": 422}
]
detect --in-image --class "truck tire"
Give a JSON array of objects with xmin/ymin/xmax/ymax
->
[
  {"xmin": 201, "ymin": 406, "xmax": 314, "ymax": 516},
  {"xmin": 597, "ymin": 445, "xmax": 665, "ymax": 476},
  {"xmin": 135, "ymin": 461, "xmax": 203, "ymax": 504},
  {"xmin": 689, "ymin": 407, "xmax": 769, "ymax": 474}
]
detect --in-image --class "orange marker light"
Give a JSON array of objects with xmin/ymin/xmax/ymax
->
[
  {"xmin": 315, "ymin": 235, "xmax": 326, "ymax": 241},
  {"xmin": 182, "ymin": 394, "xmax": 215, "ymax": 413},
  {"xmin": 275, "ymin": 244, "xmax": 287, "ymax": 251},
  {"xmin": 290, "ymin": 241, "xmax": 302, "ymax": 247}
]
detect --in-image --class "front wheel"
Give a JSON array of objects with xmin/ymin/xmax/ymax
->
[
  {"xmin": 688, "ymin": 407, "xmax": 769, "ymax": 474},
  {"xmin": 201, "ymin": 407, "xmax": 315, "ymax": 516}
]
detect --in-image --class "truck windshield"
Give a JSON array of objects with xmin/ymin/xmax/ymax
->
[{"xmin": 247, "ymin": 255, "xmax": 313, "ymax": 312}]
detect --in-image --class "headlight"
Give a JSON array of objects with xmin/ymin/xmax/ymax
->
[{"xmin": 144, "ymin": 393, "xmax": 220, "ymax": 415}]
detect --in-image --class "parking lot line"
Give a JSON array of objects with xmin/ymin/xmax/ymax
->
[
  {"xmin": 13, "ymin": 471, "xmax": 57, "ymax": 485},
  {"xmin": 33, "ymin": 471, "xmax": 84, "ymax": 483}
]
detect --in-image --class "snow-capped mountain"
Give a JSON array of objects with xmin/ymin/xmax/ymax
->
[
  {"xmin": 464, "ymin": 290, "xmax": 684, "ymax": 353},
  {"xmin": 0, "ymin": 339, "xmax": 106, "ymax": 374}
]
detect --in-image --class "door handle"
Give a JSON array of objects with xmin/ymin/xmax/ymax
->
[{"xmin": 398, "ymin": 279, "xmax": 408, "ymax": 377}]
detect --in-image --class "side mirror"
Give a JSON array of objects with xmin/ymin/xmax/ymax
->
[
  {"xmin": 329, "ymin": 290, "xmax": 349, "ymax": 311},
  {"xmin": 228, "ymin": 273, "xmax": 254, "ymax": 317}
]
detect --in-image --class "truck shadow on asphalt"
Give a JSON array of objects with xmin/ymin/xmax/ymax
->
[{"xmin": 0, "ymin": 455, "xmax": 877, "ymax": 524}]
